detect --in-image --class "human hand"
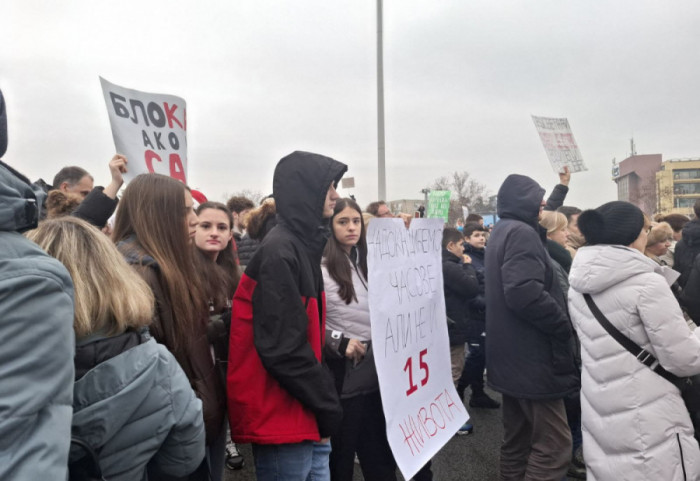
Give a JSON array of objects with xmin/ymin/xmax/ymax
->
[
  {"xmin": 398, "ymin": 212, "xmax": 412, "ymax": 228},
  {"xmin": 345, "ymin": 339, "xmax": 366, "ymax": 363},
  {"xmin": 105, "ymin": 154, "xmax": 128, "ymax": 199},
  {"xmin": 463, "ymin": 254, "xmax": 472, "ymax": 264},
  {"xmin": 320, "ymin": 437, "xmax": 331, "ymax": 444},
  {"xmin": 559, "ymin": 166, "xmax": 571, "ymax": 186},
  {"xmin": 109, "ymin": 154, "xmax": 128, "ymax": 185}
]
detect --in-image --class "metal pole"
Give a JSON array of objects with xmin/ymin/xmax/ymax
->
[{"xmin": 377, "ymin": 0, "xmax": 387, "ymax": 201}]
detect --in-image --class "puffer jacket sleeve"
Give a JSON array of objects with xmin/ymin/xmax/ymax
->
[
  {"xmin": 0, "ymin": 239, "xmax": 75, "ymax": 480},
  {"xmin": 638, "ymin": 273, "xmax": 700, "ymax": 377},
  {"xmin": 149, "ymin": 346, "xmax": 206, "ymax": 476},
  {"xmin": 443, "ymin": 259, "xmax": 480, "ymax": 300},
  {"xmin": 253, "ymin": 253, "xmax": 342, "ymax": 438},
  {"xmin": 501, "ymin": 227, "xmax": 572, "ymax": 341},
  {"xmin": 544, "ymin": 183, "xmax": 568, "ymax": 211}
]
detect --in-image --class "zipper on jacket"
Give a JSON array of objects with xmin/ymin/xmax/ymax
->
[{"xmin": 677, "ymin": 433, "xmax": 688, "ymax": 481}]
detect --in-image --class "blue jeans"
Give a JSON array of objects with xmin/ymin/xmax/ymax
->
[{"xmin": 252, "ymin": 441, "xmax": 331, "ymax": 481}]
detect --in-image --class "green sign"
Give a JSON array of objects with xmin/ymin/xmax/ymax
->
[{"xmin": 427, "ymin": 190, "xmax": 451, "ymax": 222}]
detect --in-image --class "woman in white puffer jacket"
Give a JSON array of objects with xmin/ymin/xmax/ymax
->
[{"xmin": 568, "ymin": 201, "xmax": 700, "ymax": 481}]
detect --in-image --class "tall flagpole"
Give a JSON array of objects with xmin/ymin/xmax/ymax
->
[{"xmin": 377, "ymin": 0, "xmax": 387, "ymax": 201}]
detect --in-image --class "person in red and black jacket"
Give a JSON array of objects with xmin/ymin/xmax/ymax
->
[{"xmin": 227, "ymin": 151, "xmax": 346, "ymax": 481}]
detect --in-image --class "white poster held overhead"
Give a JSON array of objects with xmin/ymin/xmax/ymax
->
[
  {"xmin": 532, "ymin": 115, "xmax": 587, "ymax": 174},
  {"xmin": 100, "ymin": 77, "xmax": 188, "ymax": 183},
  {"xmin": 367, "ymin": 218, "xmax": 468, "ymax": 480}
]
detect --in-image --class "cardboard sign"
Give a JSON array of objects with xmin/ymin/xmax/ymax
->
[
  {"xmin": 427, "ymin": 191, "xmax": 451, "ymax": 223},
  {"xmin": 532, "ymin": 115, "xmax": 587, "ymax": 173},
  {"xmin": 100, "ymin": 77, "xmax": 188, "ymax": 183},
  {"xmin": 367, "ymin": 218, "xmax": 468, "ymax": 480}
]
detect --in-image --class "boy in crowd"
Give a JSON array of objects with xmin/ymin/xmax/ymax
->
[
  {"xmin": 442, "ymin": 227, "xmax": 479, "ymax": 434},
  {"xmin": 457, "ymin": 223, "xmax": 500, "ymax": 409}
]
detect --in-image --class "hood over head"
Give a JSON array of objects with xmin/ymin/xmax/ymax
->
[
  {"xmin": 0, "ymin": 160, "xmax": 45, "ymax": 232},
  {"xmin": 497, "ymin": 174, "xmax": 545, "ymax": 225},
  {"xmin": 569, "ymin": 244, "xmax": 663, "ymax": 294},
  {"xmin": 273, "ymin": 151, "xmax": 347, "ymax": 240}
]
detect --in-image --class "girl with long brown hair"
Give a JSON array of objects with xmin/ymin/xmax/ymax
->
[
  {"xmin": 113, "ymin": 173, "xmax": 226, "ymax": 481},
  {"xmin": 322, "ymin": 198, "xmax": 397, "ymax": 481}
]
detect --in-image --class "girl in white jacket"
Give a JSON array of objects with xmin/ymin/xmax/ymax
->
[{"xmin": 568, "ymin": 201, "xmax": 700, "ymax": 481}]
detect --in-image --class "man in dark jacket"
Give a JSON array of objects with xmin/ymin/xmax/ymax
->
[
  {"xmin": 485, "ymin": 174, "xmax": 578, "ymax": 481},
  {"xmin": 228, "ymin": 151, "xmax": 346, "ymax": 480}
]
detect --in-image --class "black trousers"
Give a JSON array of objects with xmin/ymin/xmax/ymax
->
[
  {"xmin": 458, "ymin": 336, "xmax": 486, "ymax": 396},
  {"xmin": 330, "ymin": 390, "xmax": 397, "ymax": 481}
]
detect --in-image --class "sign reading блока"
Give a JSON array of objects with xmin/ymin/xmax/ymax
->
[
  {"xmin": 100, "ymin": 77, "xmax": 188, "ymax": 183},
  {"xmin": 532, "ymin": 115, "xmax": 587, "ymax": 173},
  {"xmin": 367, "ymin": 218, "xmax": 468, "ymax": 480}
]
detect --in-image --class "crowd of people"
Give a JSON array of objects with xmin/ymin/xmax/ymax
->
[{"xmin": 4, "ymin": 84, "xmax": 700, "ymax": 481}]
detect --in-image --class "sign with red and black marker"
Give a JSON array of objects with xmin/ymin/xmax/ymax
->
[
  {"xmin": 367, "ymin": 218, "xmax": 468, "ymax": 480},
  {"xmin": 100, "ymin": 77, "xmax": 188, "ymax": 183}
]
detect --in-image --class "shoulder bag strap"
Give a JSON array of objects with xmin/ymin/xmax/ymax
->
[{"xmin": 583, "ymin": 293, "xmax": 680, "ymax": 384}]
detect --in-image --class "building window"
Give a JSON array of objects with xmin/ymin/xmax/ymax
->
[
  {"xmin": 673, "ymin": 169, "xmax": 700, "ymax": 180},
  {"xmin": 674, "ymin": 197, "xmax": 698, "ymax": 208},
  {"xmin": 617, "ymin": 177, "xmax": 629, "ymax": 201},
  {"xmin": 674, "ymin": 183, "xmax": 700, "ymax": 195}
]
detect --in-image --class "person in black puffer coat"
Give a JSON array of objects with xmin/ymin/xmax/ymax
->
[
  {"xmin": 485, "ymin": 174, "xmax": 579, "ymax": 481},
  {"xmin": 236, "ymin": 199, "xmax": 276, "ymax": 269},
  {"xmin": 674, "ymin": 200, "xmax": 700, "ymax": 289}
]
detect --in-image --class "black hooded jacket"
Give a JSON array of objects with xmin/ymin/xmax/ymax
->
[
  {"xmin": 228, "ymin": 151, "xmax": 347, "ymax": 443},
  {"xmin": 485, "ymin": 174, "xmax": 578, "ymax": 400},
  {"xmin": 675, "ymin": 219, "xmax": 700, "ymax": 289}
]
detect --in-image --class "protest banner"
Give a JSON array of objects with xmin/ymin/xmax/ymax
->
[
  {"xmin": 531, "ymin": 115, "xmax": 587, "ymax": 173},
  {"xmin": 100, "ymin": 77, "xmax": 188, "ymax": 183},
  {"xmin": 427, "ymin": 190, "xmax": 451, "ymax": 222},
  {"xmin": 367, "ymin": 218, "xmax": 468, "ymax": 480}
]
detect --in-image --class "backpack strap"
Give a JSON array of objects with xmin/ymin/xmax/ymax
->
[{"xmin": 583, "ymin": 293, "xmax": 681, "ymax": 385}]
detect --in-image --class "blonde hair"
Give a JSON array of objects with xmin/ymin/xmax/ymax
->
[
  {"xmin": 539, "ymin": 211, "xmax": 568, "ymax": 235},
  {"xmin": 25, "ymin": 217, "xmax": 154, "ymax": 339},
  {"xmin": 647, "ymin": 221, "xmax": 673, "ymax": 247}
]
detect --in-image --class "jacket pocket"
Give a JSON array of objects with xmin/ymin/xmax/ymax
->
[{"xmin": 550, "ymin": 337, "xmax": 576, "ymax": 375}]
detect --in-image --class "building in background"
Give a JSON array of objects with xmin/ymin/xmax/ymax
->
[
  {"xmin": 387, "ymin": 198, "xmax": 424, "ymax": 216},
  {"xmin": 612, "ymin": 153, "xmax": 662, "ymax": 214},
  {"xmin": 656, "ymin": 158, "xmax": 700, "ymax": 216}
]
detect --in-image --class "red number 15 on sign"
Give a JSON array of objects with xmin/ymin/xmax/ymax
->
[{"xmin": 403, "ymin": 348, "xmax": 429, "ymax": 396}]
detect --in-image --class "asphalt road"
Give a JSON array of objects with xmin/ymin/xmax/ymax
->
[{"xmin": 223, "ymin": 388, "xmax": 584, "ymax": 481}]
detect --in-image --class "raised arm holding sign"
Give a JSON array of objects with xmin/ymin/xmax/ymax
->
[{"xmin": 100, "ymin": 77, "xmax": 188, "ymax": 184}]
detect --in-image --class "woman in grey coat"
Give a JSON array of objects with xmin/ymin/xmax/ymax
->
[{"xmin": 27, "ymin": 217, "xmax": 205, "ymax": 481}]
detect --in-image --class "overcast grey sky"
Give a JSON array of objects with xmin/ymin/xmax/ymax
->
[{"xmin": 4, "ymin": 0, "xmax": 700, "ymax": 209}]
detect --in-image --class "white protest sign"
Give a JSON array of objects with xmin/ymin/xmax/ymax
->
[
  {"xmin": 100, "ymin": 77, "xmax": 188, "ymax": 183},
  {"xmin": 367, "ymin": 218, "xmax": 468, "ymax": 480},
  {"xmin": 532, "ymin": 115, "xmax": 587, "ymax": 173}
]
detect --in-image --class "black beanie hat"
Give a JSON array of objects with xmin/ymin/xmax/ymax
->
[
  {"xmin": 0, "ymin": 89, "xmax": 7, "ymax": 158},
  {"xmin": 578, "ymin": 201, "xmax": 645, "ymax": 246}
]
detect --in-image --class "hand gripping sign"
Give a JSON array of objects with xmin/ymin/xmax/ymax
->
[
  {"xmin": 367, "ymin": 218, "xmax": 468, "ymax": 480},
  {"xmin": 100, "ymin": 77, "xmax": 188, "ymax": 183}
]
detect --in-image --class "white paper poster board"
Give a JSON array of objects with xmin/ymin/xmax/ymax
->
[
  {"xmin": 532, "ymin": 115, "xmax": 587, "ymax": 173},
  {"xmin": 100, "ymin": 77, "xmax": 188, "ymax": 183},
  {"xmin": 367, "ymin": 218, "xmax": 468, "ymax": 480}
]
